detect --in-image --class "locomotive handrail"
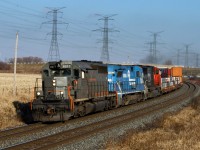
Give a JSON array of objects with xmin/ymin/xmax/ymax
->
[
  {"xmin": 67, "ymin": 86, "xmax": 74, "ymax": 111},
  {"xmin": 115, "ymin": 91, "xmax": 118, "ymax": 106}
]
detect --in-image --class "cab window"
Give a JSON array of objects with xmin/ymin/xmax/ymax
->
[
  {"xmin": 61, "ymin": 69, "xmax": 71, "ymax": 76},
  {"xmin": 117, "ymin": 71, "xmax": 123, "ymax": 77},
  {"xmin": 136, "ymin": 71, "xmax": 140, "ymax": 77},
  {"xmin": 43, "ymin": 70, "xmax": 49, "ymax": 77},
  {"xmin": 74, "ymin": 69, "xmax": 79, "ymax": 78}
]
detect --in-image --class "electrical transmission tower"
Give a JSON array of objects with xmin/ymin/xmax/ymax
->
[
  {"xmin": 184, "ymin": 44, "xmax": 192, "ymax": 67},
  {"xmin": 145, "ymin": 42, "xmax": 153, "ymax": 63},
  {"xmin": 148, "ymin": 31, "xmax": 163, "ymax": 64},
  {"xmin": 177, "ymin": 49, "xmax": 180, "ymax": 65},
  {"xmin": 42, "ymin": 7, "xmax": 67, "ymax": 61},
  {"xmin": 191, "ymin": 52, "xmax": 199, "ymax": 67},
  {"xmin": 93, "ymin": 14, "xmax": 118, "ymax": 63}
]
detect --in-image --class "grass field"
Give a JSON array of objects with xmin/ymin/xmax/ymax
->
[
  {"xmin": 0, "ymin": 73, "xmax": 40, "ymax": 130},
  {"xmin": 106, "ymin": 97, "xmax": 200, "ymax": 150}
]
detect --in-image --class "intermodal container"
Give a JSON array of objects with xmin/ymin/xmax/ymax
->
[
  {"xmin": 160, "ymin": 68, "xmax": 171, "ymax": 78},
  {"xmin": 171, "ymin": 67, "xmax": 182, "ymax": 77}
]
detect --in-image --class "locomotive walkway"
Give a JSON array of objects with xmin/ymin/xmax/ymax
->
[{"xmin": 0, "ymin": 82, "xmax": 200, "ymax": 150}]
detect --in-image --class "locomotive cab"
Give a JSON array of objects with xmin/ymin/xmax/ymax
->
[
  {"xmin": 35, "ymin": 61, "xmax": 75, "ymax": 101},
  {"xmin": 32, "ymin": 61, "xmax": 81, "ymax": 121}
]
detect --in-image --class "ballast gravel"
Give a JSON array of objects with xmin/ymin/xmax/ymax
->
[{"xmin": 52, "ymin": 93, "xmax": 200, "ymax": 150}]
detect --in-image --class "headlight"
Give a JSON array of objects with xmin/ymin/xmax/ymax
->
[
  {"xmin": 53, "ymin": 79, "xmax": 56, "ymax": 86},
  {"xmin": 37, "ymin": 92, "xmax": 41, "ymax": 96},
  {"xmin": 60, "ymin": 91, "xmax": 64, "ymax": 95}
]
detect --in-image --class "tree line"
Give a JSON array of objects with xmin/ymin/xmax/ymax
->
[
  {"xmin": 0, "ymin": 56, "xmax": 44, "ymax": 70},
  {"xmin": 8, "ymin": 56, "xmax": 44, "ymax": 64}
]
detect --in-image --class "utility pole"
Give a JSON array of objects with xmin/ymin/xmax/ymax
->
[
  {"xmin": 42, "ymin": 7, "xmax": 67, "ymax": 61},
  {"xmin": 93, "ymin": 14, "xmax": 118, "ymax": 63},
  {"xmin": 13, "ymin": 32, "xmax": 19, "ymax": 96},
  {"xmin": 148, "ymin": 31, "xmax": 163, "ymax": 64}
]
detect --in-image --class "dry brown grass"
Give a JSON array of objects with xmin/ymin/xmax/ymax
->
[
  {"xmin": 106, "ymin": 97, "xmax": 200, "ymax": 150},
  {"xmin": 0, "ymin": 73, "xmax": 40, "ymax": 130}
]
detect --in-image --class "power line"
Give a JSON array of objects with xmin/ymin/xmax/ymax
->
[{"xmin": 1, "ymin": 0, "xmax": 43, "ymax": 15}]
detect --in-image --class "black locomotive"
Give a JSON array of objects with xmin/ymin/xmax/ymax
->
[{"xmin": 32, "ymin": 60, "xmax": 115, "ymax": 121}]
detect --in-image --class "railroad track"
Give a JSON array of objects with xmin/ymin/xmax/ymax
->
[
  {"xmin": 0, "ymin": 123, "xmax": 45, "ymax": 138},
  {"xmin": 1, "ymin": 82, "xmax": 200, "ymax": 150}
]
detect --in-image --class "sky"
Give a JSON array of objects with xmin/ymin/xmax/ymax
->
[{"xmin": 0, "ymin": 0, "xmax": 200, "ymax": 66}]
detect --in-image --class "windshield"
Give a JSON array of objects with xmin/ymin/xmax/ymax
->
[{"xmin": 51, "ymin": 68, "xmax": 71, "ymax": 76}]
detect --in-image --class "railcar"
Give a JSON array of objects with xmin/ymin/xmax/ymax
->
[
  {"xmin": 107, "ymin": 64, "xmax": 145, "ymax": 105},
  {"xmin": 140, "ymin": 65, "xmax": 161, "ymax": 97},
  {"xmin": 159, "ymin": 67, "xmax": 183, "ymax": 93}
]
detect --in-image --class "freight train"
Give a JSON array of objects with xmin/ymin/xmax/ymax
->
[{"xmin": 31, "ymin": 60, "xmax": 183, "ymax": 122}]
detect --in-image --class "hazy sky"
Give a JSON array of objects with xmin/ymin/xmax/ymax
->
[{"xmin": 0, "ymin": 0, "xmax": 200, "ymax": 66}]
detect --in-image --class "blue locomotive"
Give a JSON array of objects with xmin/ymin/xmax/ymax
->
[{"xmin": 107, "ymin": 64, "xmax": 145, "ymax": 106}]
